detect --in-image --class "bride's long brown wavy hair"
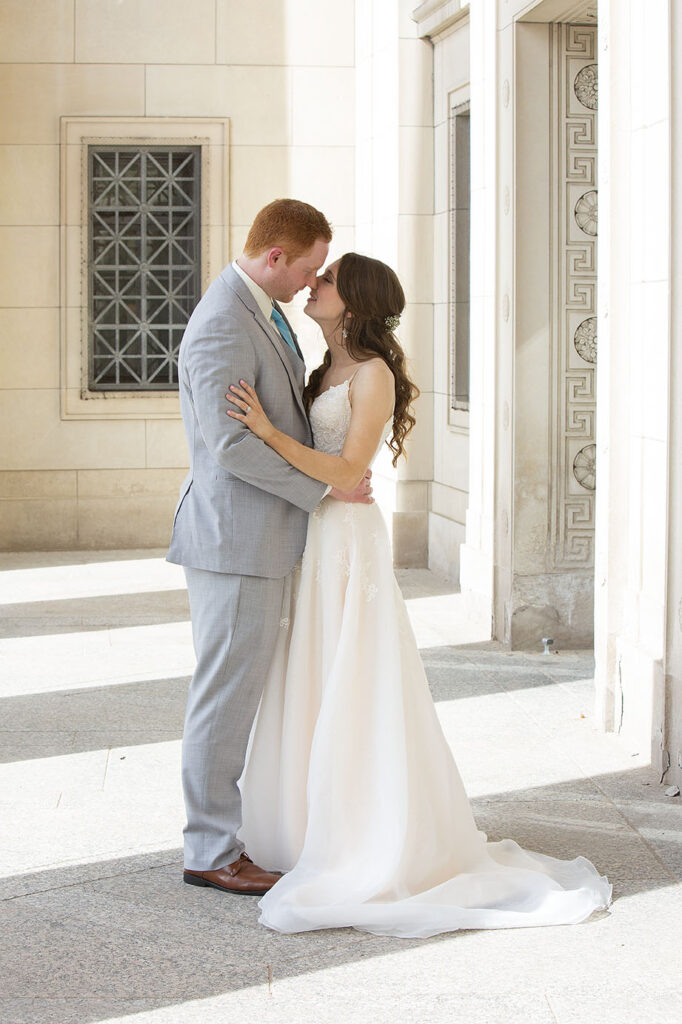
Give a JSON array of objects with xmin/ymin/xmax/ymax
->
[{"xmin": 302, "ymin": 253, "xmax": 419, "ymax": 466}]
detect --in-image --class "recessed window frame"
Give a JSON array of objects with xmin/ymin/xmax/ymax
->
[
  {"xmin": 60, "ymin": 117, "xmax": 229, "ymax": 420},
  {"xmin": 448, "ymin": 96, "xmax": 471, "ymax": 430}
]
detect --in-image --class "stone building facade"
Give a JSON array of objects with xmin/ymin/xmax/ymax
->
[
  {"xmin": 405, "ymin": 0, "xmax": 681, "ymax": 789},
  {"xmin": 0, "ymin": 0, "xmax": 355, "ymax": 548},
  {"xmin": 1, "ymin": 0, "xmax": 680, "ymax": 787}
]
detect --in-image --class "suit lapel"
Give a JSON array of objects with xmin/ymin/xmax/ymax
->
[{"xmin": 222, "ymin": 267, "xmax": 308, "ymax": 418}]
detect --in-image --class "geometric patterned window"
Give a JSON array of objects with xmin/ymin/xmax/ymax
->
[
  {"xmin": 87, "ymin": 146, "xmax": 201, "ymax": 391},
  {"xmin": 448, "ymin": 102, "xmax": 470, "ymax": 413}
]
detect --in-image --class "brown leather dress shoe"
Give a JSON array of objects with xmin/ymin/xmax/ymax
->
[{"xmin": 183, "ymin": 853, "xmax": 282, "ymax": 895}]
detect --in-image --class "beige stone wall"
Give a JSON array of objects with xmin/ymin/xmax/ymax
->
[
  {"xmin": 429, "ymin": 14, "xmax": 470, "ymax": 582},
  {"xmin": 0, "ymin": 0, "xmax": 355, "ymax": 550}
]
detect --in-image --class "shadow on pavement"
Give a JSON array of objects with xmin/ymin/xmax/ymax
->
[
  {"xmin": 0, "ymin": 643, "xmax": 594, "ymax": 763},
  {"xmin": 0, "ymin": 590, "xmax": 190, "ymax": 639},
  {"xmin": 422, "ymin": 644, "xmax": 594, "ymax": 701},
  {"xmin": 0, "ymin": 764, "xmax": 677, "ymax": 1024},
  {"xmin": 0, "ymin": 676, "xmax": 190, "ymax": 763}
]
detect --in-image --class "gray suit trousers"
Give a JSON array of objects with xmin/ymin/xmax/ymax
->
[{"xmin": 182, "ymin": 566, "xmax": 286, "ymax": 870}]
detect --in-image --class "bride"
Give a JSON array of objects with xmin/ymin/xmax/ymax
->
[{"xmin": 225, "ymin": 252, "xmax": 612, "ymax": 939}]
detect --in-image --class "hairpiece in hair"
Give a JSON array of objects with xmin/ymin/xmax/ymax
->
[{"xmin": 384, "ymin": 314, "xmax": 400, "ymax": 331}]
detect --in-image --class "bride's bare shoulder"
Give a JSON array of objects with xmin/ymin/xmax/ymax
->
[
  {"xmin": 351, "ymin": 357, "xmax": 394, "ymax": 386},
  {"xmin": 348, "ymin": 358, "xmax": 394, "ymax": 413}
]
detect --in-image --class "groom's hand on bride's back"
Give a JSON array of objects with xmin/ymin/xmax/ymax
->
[{"xmin": 329, "ymin": 469, "xmax": 373, "ymax": 504}]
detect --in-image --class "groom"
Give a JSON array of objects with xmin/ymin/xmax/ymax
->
[{"xmin": 167, "ymin": 199, "xmax": 371, "ymax": 895}]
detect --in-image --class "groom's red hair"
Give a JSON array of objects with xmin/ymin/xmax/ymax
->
[{"xmin": 243, "ymin": 199, "xmax": 332, "ymax": 263}]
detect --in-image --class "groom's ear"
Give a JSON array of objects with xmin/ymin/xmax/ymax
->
[{"xmin": 267, "ymin": 248, "xmax": 284, "ymax": 268}]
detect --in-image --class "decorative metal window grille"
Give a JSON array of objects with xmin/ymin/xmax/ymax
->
[
  {"xmin": 448, "ymin": 103, "xmax": 470, "ymax": 412},
  {"xmin": 88, "ymin": 146, "xmax": 201, "ymax": 391}
]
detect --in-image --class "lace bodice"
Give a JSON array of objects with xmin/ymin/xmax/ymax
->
[
  {"xmin": 309, "ymin": 379, "xmax": 353, "ymax": 456},
  {"xmin": 309, "ymin": 376, "xmax": 392, "ymax": 459}
]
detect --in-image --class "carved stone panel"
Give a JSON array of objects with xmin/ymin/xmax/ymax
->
[{"xmin": 551, "ymin": 23, "xmax": 598, "ymax": 568}]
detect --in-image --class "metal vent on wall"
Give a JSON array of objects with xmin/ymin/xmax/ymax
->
[{"xmin": 88, "ymin": 146, "xmax": 201, "ymax": 391}]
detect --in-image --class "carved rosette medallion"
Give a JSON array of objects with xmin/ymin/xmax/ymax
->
[
  {"xmin": 574, "ymin": 317, "xmax": 597, "ymax": 363},
  {"xmin": 574, "ymin": 190, "xmax": 598, "ymax": 235},
  {"xmin": 574, "ymin": 63, "xmax": 598, "ymax": 110},
  {"xmin": 573, "ymin": 444, "xmax": 596, "ymax": 490}
]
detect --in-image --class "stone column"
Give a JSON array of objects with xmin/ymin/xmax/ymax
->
[
  {"xmin": 355, "ymin": 0, "xmax": 434, "ymax": 567},
  {"xmin": 666, "ymin": 0, "xmax": 682, "ymax": 790},
  {"xmin": 594, "ymin": 0, "xmax": 673, "ymax": 765},
  {"xmin": 461, "ymin": 3, "xmax": 600, "ymax": 649}
]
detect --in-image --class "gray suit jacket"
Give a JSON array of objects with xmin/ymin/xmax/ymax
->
[{"xmin": 167, "ymin": 265, "xmax": 327, "ymax": 577}]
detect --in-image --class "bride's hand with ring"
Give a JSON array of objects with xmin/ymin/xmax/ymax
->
[{"xmin": 226, "ymin": 381, "xmax": 276, "ymax": 443}]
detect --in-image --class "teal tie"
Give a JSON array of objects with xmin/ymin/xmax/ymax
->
[{"xmin": 271, "ymin": 306, "xmax": 298, "ymax": 354}]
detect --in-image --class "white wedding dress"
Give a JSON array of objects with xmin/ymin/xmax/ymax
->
[{"xmin": 238, "ymin": 378, "xmax": 612, "ymax": 938}]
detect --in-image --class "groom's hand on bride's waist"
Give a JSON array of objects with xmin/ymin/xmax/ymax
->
[{"xmin": 329, "ymin": 469, "xmax": 373, "ymax": 504}]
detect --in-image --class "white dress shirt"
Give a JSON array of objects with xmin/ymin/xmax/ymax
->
[{"xmin": 232, "ymin": 259, "xmax": 276, "ymax": 323}]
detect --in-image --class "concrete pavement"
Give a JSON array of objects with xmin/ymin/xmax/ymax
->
[{"xmin": 0, "ymin": 551, "xmax": 680, "ymax": 1024}]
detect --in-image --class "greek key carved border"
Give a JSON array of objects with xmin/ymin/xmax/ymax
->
[{"xmin": 550, "ymin": 23, "xmax": 598, "ymax": 568}]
